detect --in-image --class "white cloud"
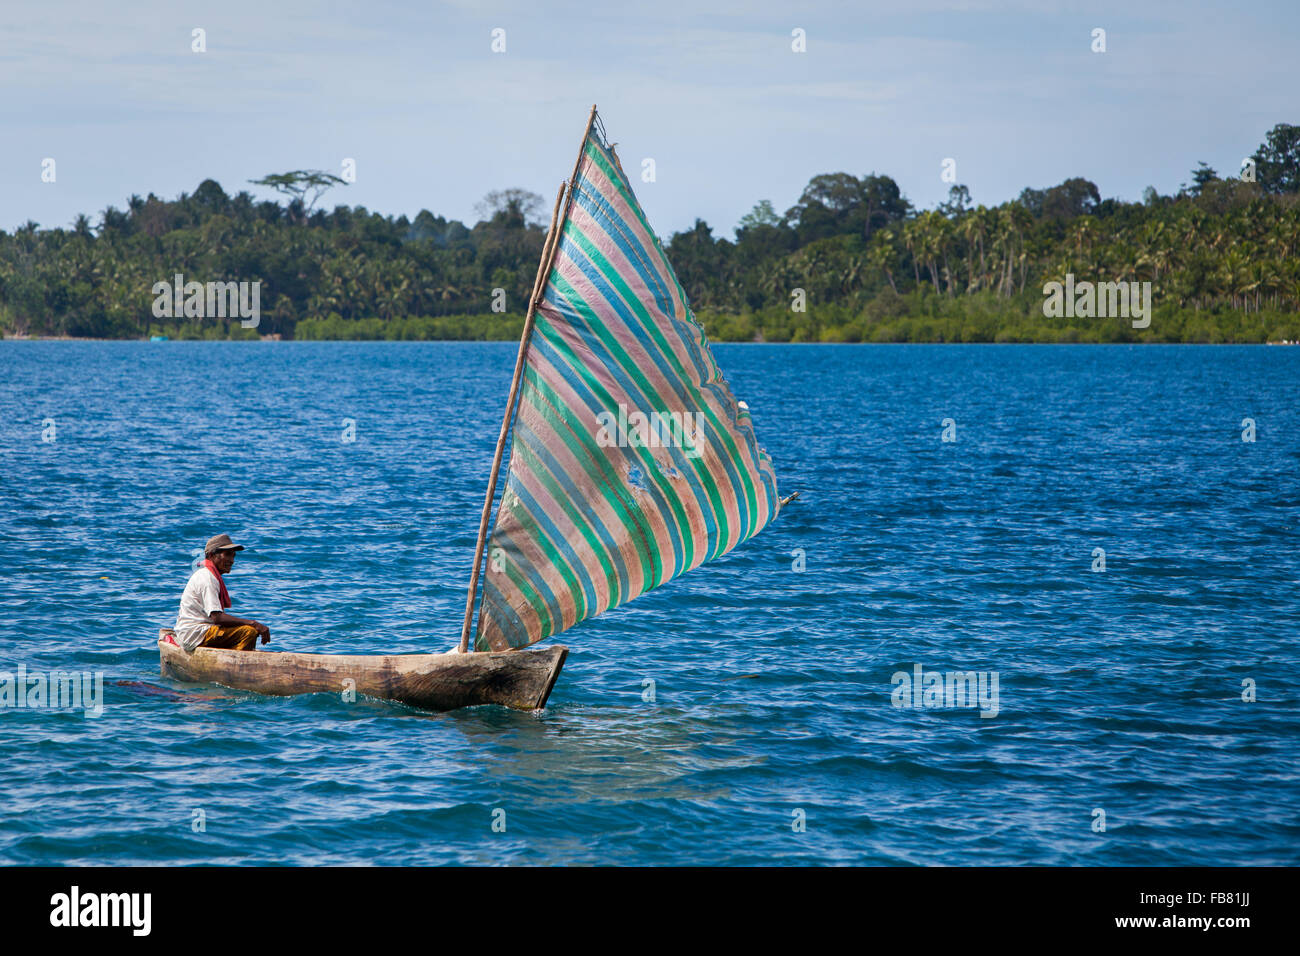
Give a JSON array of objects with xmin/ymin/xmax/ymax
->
[{"xmin": 2, "ymin": 0, "xmax": 1296, "ymax": 235}]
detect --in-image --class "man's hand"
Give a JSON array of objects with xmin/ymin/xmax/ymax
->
[{"xmin": 254, "ymin": 622, "xmax": 271, "ymax": 644}]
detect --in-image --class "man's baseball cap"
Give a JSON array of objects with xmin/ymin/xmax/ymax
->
[{"xmin": 204, "ymin": 534, "xmax": 246, "ymax": 554}]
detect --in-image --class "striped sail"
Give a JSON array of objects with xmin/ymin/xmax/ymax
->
[{"xmin": 474, "ymin": 119, "xmax": 782, "ymax": 651}]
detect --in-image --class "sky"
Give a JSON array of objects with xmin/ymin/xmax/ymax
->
[{"xmin": 2, "ymin": 0, "xmax": 1296, "ymax": 238}]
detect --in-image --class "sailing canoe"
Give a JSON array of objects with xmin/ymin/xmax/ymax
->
[
  {"xmin": 159, "ymin": 106, "xmax": 784, "ymax": 715},
  {"xmin": 157, "ymin": 632, "xmax": 567, "ymax": 712}
]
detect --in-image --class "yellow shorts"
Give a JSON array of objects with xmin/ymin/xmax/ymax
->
[{"xmin": 200, "ymin": 624, "xmax": 258, "ymax": 651}]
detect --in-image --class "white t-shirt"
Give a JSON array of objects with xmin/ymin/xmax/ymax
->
[{"xmin": 175, "ymin": 566, "xmax": 225, "ymax": 651}]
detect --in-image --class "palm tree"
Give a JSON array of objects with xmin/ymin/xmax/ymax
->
[
  {"xmin": 867, "ymin": 233, "xmax": 900, "ymax": 294},
  {"xmin": 915, "ymin": 213, "xmax": 942, "ymax": 295},
  {"xmin": 993, "ymin": 208, "xmax": 1016, "ymax": 296},
  {"xmin": 958, "ymin": 212, "xmax": 984, "ymax": 292},
  {"xmin": 901, "ymin": 219, "xmax": 923, "ymax": 286},
  {"xmin": 1220, "ymin": 251, "xmax": 1254, "ymax": 310}
]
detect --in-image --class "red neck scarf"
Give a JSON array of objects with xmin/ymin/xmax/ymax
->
[{"xmin": 203, "ymin": 559, "xmax": 232, "ymax": 608}]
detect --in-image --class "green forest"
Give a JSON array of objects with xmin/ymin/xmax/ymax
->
[{"xmin": 2, "ymin": 123, "xmax": 1298, "ymax": 344}]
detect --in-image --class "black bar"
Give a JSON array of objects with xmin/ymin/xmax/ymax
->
[{"xmin": 2, "ymin": 866, "xmax": 1278, "ymax": 941}]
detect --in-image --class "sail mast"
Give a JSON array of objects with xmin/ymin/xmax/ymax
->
[{"xmin": 459, "ymin": 104, "xmax": 599, "ymax": 652}]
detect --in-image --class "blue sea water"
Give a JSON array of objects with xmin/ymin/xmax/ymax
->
[{"xmin": 0, "ymin": 341, "xmax": 1296, "ymax": 866}]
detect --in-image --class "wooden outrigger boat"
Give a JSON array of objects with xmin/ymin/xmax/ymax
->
[
  {"xmin": 159, "ymin": 105, "xmax": 789, "ymax": 712},
  {"xmin": 158, "ymin": 629, "xmax": 566, "ymax": 712}
]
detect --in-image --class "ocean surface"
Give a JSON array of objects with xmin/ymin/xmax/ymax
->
[{"xmin": 1, "ymin": 341, "xmax": 1296, "ymax": 866}]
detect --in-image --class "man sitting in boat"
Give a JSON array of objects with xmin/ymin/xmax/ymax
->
[{"xmin": 174, "ymin": 534, "xmax": 271, "ymax": 651}]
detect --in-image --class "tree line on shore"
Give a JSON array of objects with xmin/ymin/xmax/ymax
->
[{"xmin": 2, "ymin": 123, "xmax": 1297, "ymax": 344}]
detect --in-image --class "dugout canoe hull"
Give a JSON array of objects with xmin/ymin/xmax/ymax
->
[{"xmin": 157, "ymin": 631, "xmax": 567, "ymax": 712}]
